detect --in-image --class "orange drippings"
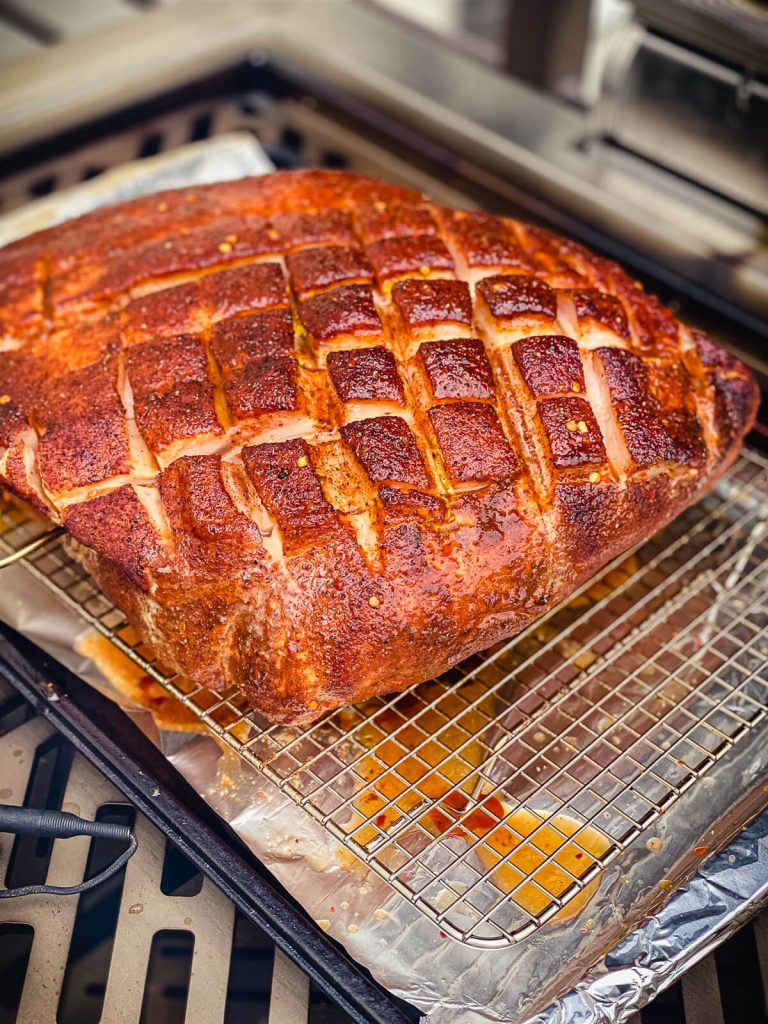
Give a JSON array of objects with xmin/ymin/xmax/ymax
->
[
  {"xmin": 76, "ymin": 631, "xmax": 202, "ymax": 732},
  {"xmin": 341, "ymin": 688, "xmax": 610, "ymax": 923},
  {"xmin": 425, "ymin": 793, "xmax": 611, "ymax": 920}
]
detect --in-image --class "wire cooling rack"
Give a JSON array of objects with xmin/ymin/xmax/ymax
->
[{"xmin": 3, "ymin": 448, "xmax": 768, "ymax": 946}]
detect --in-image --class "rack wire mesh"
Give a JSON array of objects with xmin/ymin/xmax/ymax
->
[{"xmin": 3, "ymin": 448, "xmax": 768, "ymax": 946}]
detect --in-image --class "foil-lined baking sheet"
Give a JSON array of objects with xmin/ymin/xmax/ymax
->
[{"xmin": 2, "ymin": 136, "xmax": 768, "ymax": 1023}]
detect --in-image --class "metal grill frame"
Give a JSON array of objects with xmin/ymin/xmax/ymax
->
[{"xmin": 3, "ymin": 447, "xmax": 768, "ymax": 947}]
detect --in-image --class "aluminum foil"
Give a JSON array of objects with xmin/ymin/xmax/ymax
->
[{"xmin": 2, "ymin": 136, "xmax": 768, "ymax": 1024}]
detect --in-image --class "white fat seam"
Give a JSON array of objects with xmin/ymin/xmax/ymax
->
[
  {"xmin": 115, "ymin": 356, "xmax": 158, "ymax": 479},
  {"xmin": 219, "ymin": 459, "xmax": 286, "ymax": 567},
  {"xmin": 340, "ymin": 400, "xmax": 408, "ymax": 425},
  {"xmin": 555, "ymin": 293, "xmax": 579, "ymax": 340},
  {"xmin": 314, "ymin": 336, "xmax": 382, "ymax": 368},
  {"xmin": 55, "ymin": 474, "xmax": 138, "ymax": 508},
  {"xmin": 155, "ymin": 430, "xmax": 232, "ymax": 471},
  {"xmin": 19, "ymin": 428, "xmax": 59, "ymax": 518},
  {"xmin": 581, "ymin": 350, "xmax": 632, "ymax": 482},
  {"xmin": 311, "ymin": 438, "xmax": 383, "ymax": 570},
  {"xmin": 132, "ymin": 482, "xmax": 174, "ymax": 548}
]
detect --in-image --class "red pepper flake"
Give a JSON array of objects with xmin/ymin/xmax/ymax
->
[
  {"xmin": 694, "ymin": 846, "xmax": 709, "ymax": 856},
  {"xmin": 330, "ymin": 906, "xmax": 335, "ymax": 913},
  {"xmin": 294, "ymin": 838, "xmax": 300, "ymax": 844},
  {"xmin": 439, "ymin": 931, "xmax": 448, "ymax": 939},
  {"xmin": 575, "ymin": 852, "xmax": 583, "ymax": 859},
  {"xmin": 375, "ymin": 814, "xmax": 387, "ymax": 827}
]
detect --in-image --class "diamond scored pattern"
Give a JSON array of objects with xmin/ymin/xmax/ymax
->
[{"xmin": 0, "ymin": 179, "xmax": 711, "ymax": 578}]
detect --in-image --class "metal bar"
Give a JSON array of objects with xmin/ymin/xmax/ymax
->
[
  {"xmin": 0, "ymin": 527, "xmax": 64, "ymax": 569},
  {"xmin": 269, "ymin": 948, "xmax": 310, "ymax": 1024}
]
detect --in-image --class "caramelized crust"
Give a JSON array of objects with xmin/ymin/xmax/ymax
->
[
  {"xmin": 419, "ymin": 339, "xmax": 495, "ymax": 401},
  {"xmin": 327, "ymin": 347, "xmax": 404, "ymax": 404},
  {"xmin": 0, "ymin": 170, "xmax": 757, "ymax": 724},
  {"xmin": 341, "ymin": 415, "xmax": 430, "ymax": 488}
]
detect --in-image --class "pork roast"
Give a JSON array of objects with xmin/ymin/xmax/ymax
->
[{"xmin": 0, "ymin": 171, "xmax": 758, "ymax": 723}]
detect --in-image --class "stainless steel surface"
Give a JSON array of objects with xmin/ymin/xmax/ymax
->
[
  {"xmin": 0, "ymin": 20, "xmax": 40, "ymax": 61},
  {"xmin": 498, "ymin": 0, "xmax": 593, "ymax": 101},
  {"xmin": 596, "ymin": 26, "xmax": 768, "ymax": 217},
  {"xmin": 0, "ymin": 0, "xmax": 140, "ymax": 40},
  {"xmin": 633, "ymin": 0, "xmax": 768, "ymax": 73},
  {"xmin": 0, "ymin": 678, "xmax": 332, "ymax": 1024},
  {"xmin": 0, "ymin": 0, "xmax": 764, "ymax": 332}
]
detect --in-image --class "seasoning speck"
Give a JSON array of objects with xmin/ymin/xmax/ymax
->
[
  {"xmin": 694, "ymin": 846, "xmax": 709, "ymax": 857},
  {"xmin": 218, "ymin": 241, "xmax": 233, "ymax": 254},
  {"xmin": 646, "ymin": 837, "xmax": 663, "ymax": 853},
  {"xmin": 347, "ymin": 923, "xmax": 359, "ymax": 934},
  {"xmin": 374, "ymin": 201, "xmax": 387, "ymax": 211},
  {"xmin": 128, "ymin": 903, "xmax": 143, "ymax": 915},
  {"xmin": 419, "ymin": 265, "xmax": 431, "ymax": 277},
  {"xmin": 572, "ymin": 381, "xmax": 581, "ymax": 393},
  {"xmin": 589, "ymin": 472, "xmax": 601, "ymax": 484},
  {"xmin": 297, "ymin": 455, "xmax": 308, "ymax": 468},
  {"xmin": 316, "ymin": 919, "xmax": 331, "ymax": 932},
  {"xmin": 565, "ymin": 419, "xmax": 578, "ymax": 432},
  {"xmin": 577, "ymin": 420, "xmax": 588, "ymax": 434},
  {"xmin": 374, "ymin": 908, "xmax": 389, "ymax": 920},
  {"xmin": 368, "ymin": 596, "xmax": 381, "ymax": 608},
  {"xmin": 0, "ymin": 395, "xmax": 10, "ymax": 404},
  {"xmin": 267, "ymin": 228, "xmax": 280, "ymax": 240}
]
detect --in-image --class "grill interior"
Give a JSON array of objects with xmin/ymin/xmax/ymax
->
[{"xmin": 1, "ymin": 79, "xmax": 768, "ymax": 949}]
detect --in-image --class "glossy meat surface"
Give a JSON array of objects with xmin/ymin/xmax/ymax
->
[{"xmin": 0, "ymin": 171, "xmax": 758, "ymax": 723}]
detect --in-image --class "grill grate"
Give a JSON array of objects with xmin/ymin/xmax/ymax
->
[
  {"xmin": 3, "ymin": 449, "xmax": 768, "ymax": 947},
  {"xmin": 0, "ymin": 90, "xmax": 474, "ymax": 216},
  {"xmin": 0, "ymin": 677, "xmax": 345, "ymax": 1024}
]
